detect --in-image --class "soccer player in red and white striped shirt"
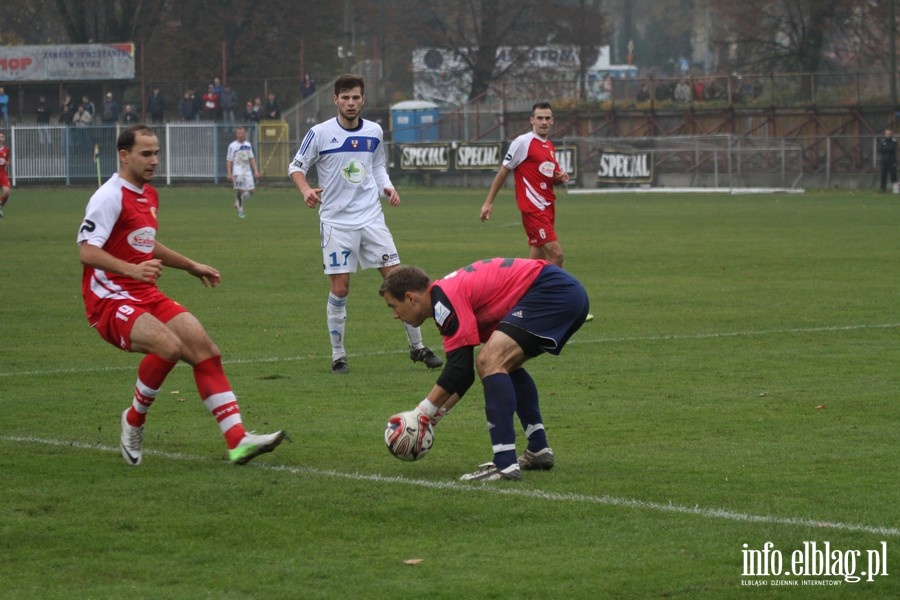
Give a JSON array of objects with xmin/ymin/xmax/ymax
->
[
  {"xmin": 77, "ymin": 125, "xmax": 285, "ymax": 466},
  {"xmin": 0, "ymin": 132, "xmax": 11, "ymax": 218},
  {"xmin": 481, "ymin": 102, "xmax": 593, "ymax": 321},
  {"xmin": 481, "ymin": 102, "xmax": 570, "ymax": 266}
]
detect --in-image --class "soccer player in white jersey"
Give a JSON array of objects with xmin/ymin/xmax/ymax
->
[
  {"xmin": 288, "ymin": 74, "xmax": 443, "ymax": 374},
  {"xmin": 226, "ymin": 126, "xmax": 260, "ymax": 218},
  {"xmin": 77, "ymin": 124, "xmax": 285, "ymax": 466}
]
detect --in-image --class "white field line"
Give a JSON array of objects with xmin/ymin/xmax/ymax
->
[
  {"xmin": 2, "ymin": 322, "xmax": 898, "ymax": 379},
  {"xmin": 3, "ymin": 434, "xmax": 898, "ymax": 538}
]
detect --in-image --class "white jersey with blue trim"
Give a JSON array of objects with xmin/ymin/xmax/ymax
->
[
  {"xmin": 288, "ymin": 117, "xmax": 393, "ymax": 229},
  {"xmin": 227, "ymin": 140, "xmax": 255, "ymax": 178}
]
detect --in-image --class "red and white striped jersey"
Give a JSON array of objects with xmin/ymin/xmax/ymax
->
[
  {"xmin": 502, "ymin": 132, "xmax": 561, "ymax": 214},
  {"xmin": 77, "ymin": 173, "xmax": 160, "ymax": 322}
]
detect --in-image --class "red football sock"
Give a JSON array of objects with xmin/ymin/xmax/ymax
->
[
  {"xmin": 127, "ymin": 354, "xmax": 177, "ymax": 427},
  {"xmin": 194, "ymin": 355, "xmax": 246, "ymax": 449}
]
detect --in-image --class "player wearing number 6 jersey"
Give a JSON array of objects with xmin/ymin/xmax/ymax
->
[
  {"xmin": 77, "ymin": 124, "xmax": 285, "ymax": 466},
  {"xmin": 380, "ymin": 258, "xmax": 590, "ymax": 481},
  {"xmin": 481, "ymin": 102, "xmax": 569, "ymax": 265},
  {"xmin": 288, "ymin": 74, "xmax": 442, "ymax": 374},
  {"xmin": 481, "ymin": 102, "xmax": 593, "ymax": 322}
]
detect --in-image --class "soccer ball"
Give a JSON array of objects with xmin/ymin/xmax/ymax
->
[{"xmin": 384, "ymin": 410, "xmax": 434, "ymax": 461}]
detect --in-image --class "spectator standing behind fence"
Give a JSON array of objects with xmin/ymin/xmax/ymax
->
[
  {"xmin": 101, "ymin": 92, "xmax": 120, "ymax": 124},
  {"xmin": 82, "ymin": 95, "xmax": 96, "ymax": 121},
  {"xmin": 243, "ymin": 101, "xmax": 258, "ymax": 124},
  {"xmin": 220, "ymin": 84, "xmax": 237, "ymax": 127},
  {"xmin": 300, "ymin": 73, "xmax": 316, "ymax": 99},
  {"xmin": 179, "ymin": 90, "xmax": 196, "ymax": 121},
  {"xmin": 147, "ymin": 87, "xmax": 165, "ymax": 123},
  {"xmin": 201, "ymin": 84, "xmax": 219, "ymax": 121},
  {"xmin": 636, "ymin": 83, "xmax": 650, "ymax": 103},
  {"xmin": 693, "ymin": 78, "xmax": 704, "ymax": 102},
  {"xmin": 879, "ymin": 128, "xmax": 897, "ymax": 193},
  {"xmin": 264, "ymin": 93, "xmax": 281, "ymax": 120},
  {"xmin": 0, "ymin": 87, "xmax": 9, "ymax": 128},
  {"xmin": 73, "ymin": 103, "xmax": 93, "ymax": 127},
  {"xmin": 122, "ymin": 104, "xmax": 140, "ymax": 125},
  {"xmin": 59, "ymin": 94, "xmax": 74, "ymax": 125},
  {"xmin": 72, "ymin": 104, "xmax": 93, "ymax": 159},
  {"xmin": 35, "ymin": 95, "xmax": 52, "ymax": 144},
  {"xmin": 674, "ymin": 79, "xmax": 691, "ymax": 103}
]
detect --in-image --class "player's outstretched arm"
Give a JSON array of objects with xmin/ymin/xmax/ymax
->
[{"xmin": 154, "ymin": 241, "xmax": 221, "ymax": 287}]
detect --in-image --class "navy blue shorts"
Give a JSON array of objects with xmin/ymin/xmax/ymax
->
[{"xmin": 498, "ymin": 265, "xmax": 590, "ymax": 357}]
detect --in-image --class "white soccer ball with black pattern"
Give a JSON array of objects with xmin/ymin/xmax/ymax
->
[{"xmin": 384, "ymin": 410, "xmax": 434, "ymax": 461}]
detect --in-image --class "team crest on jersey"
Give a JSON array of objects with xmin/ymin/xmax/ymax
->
[
  {"xmin": 351, "ymin": 138, "xmax": 359, "ymax": 149},
  {"xmin": 341, "ymin": 159, "xmax": 366, "ymax": 184}
]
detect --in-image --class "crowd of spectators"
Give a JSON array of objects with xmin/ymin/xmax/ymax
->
[
  {"xmin": 11, "ymin": 76, "xmax": 303, "ymax": 128},
  {"xmin": 636, "ymin": 75, "xmax": 764, "ymax": 104}
]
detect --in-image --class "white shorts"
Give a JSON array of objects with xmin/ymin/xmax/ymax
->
[
  {"xmin": 232, "ymin": 174, "xmax": 255, "ymax": 192},
  {"xmin": 320, "ymin": 215, "xmax": 400, "ymax": 274}
]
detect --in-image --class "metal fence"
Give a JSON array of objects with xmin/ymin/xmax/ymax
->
[
  {"xmin": 4, "ymin": 122, "xmax": 891, "ymax": 188},
  {"xmin": 9, "ymin": 121, "xmax": 291, "ymax": 186},
  {"xmin": 562, "ymin": 135, "xmax": 805, "ymax": 189}
]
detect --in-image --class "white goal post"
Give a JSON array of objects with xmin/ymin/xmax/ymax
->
[{"xmin": 561, "ymin": 135, "xmax": 805, "ymax": 194}]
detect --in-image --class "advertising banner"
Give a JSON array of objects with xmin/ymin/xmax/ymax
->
[
  {"xmin": 0, "ymin": 43, "xmax": 135, "ymax": 82},
  {"xmin": 597, "ymin": 150, "xmax": 653, "ymax": 184}
]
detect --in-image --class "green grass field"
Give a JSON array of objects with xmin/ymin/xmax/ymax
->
[{"xmin": 1, "ymin": 185, "xmax": 898, "ymax": 598}]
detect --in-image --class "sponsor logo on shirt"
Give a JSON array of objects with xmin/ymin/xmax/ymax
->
[
  {"xmin": 341, "ymin": 159, "xmax": 367, "ymax": 184},
  {"xmin": 433, "ymin": 301, "xmax": 452, "ymax": 327},
  {"xmin": 127, "ymin": 227, "xmax": 156, "ymax": 253}
]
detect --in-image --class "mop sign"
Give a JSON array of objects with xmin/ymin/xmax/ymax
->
[{"xmin": 741, "ymin": 541, "xmax": 889, "ymax": 585}]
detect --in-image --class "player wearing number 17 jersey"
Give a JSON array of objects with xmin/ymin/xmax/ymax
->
[{"xmin": 288, "ymin": 74, "xmax": 442, "ymax": 374}]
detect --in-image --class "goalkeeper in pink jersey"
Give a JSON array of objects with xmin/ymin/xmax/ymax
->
[{"xmin": 380, "ymin": 257, "xmax": 589, "ymax": 481}]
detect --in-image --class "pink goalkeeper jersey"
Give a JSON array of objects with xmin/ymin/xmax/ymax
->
[
  {"xmin": 430, "ymin": 257, "xmax": 549, "ymax": 353},
  {"xmin": 77, "ymin": 173, "xmax": 160, "ymax": 323}
]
